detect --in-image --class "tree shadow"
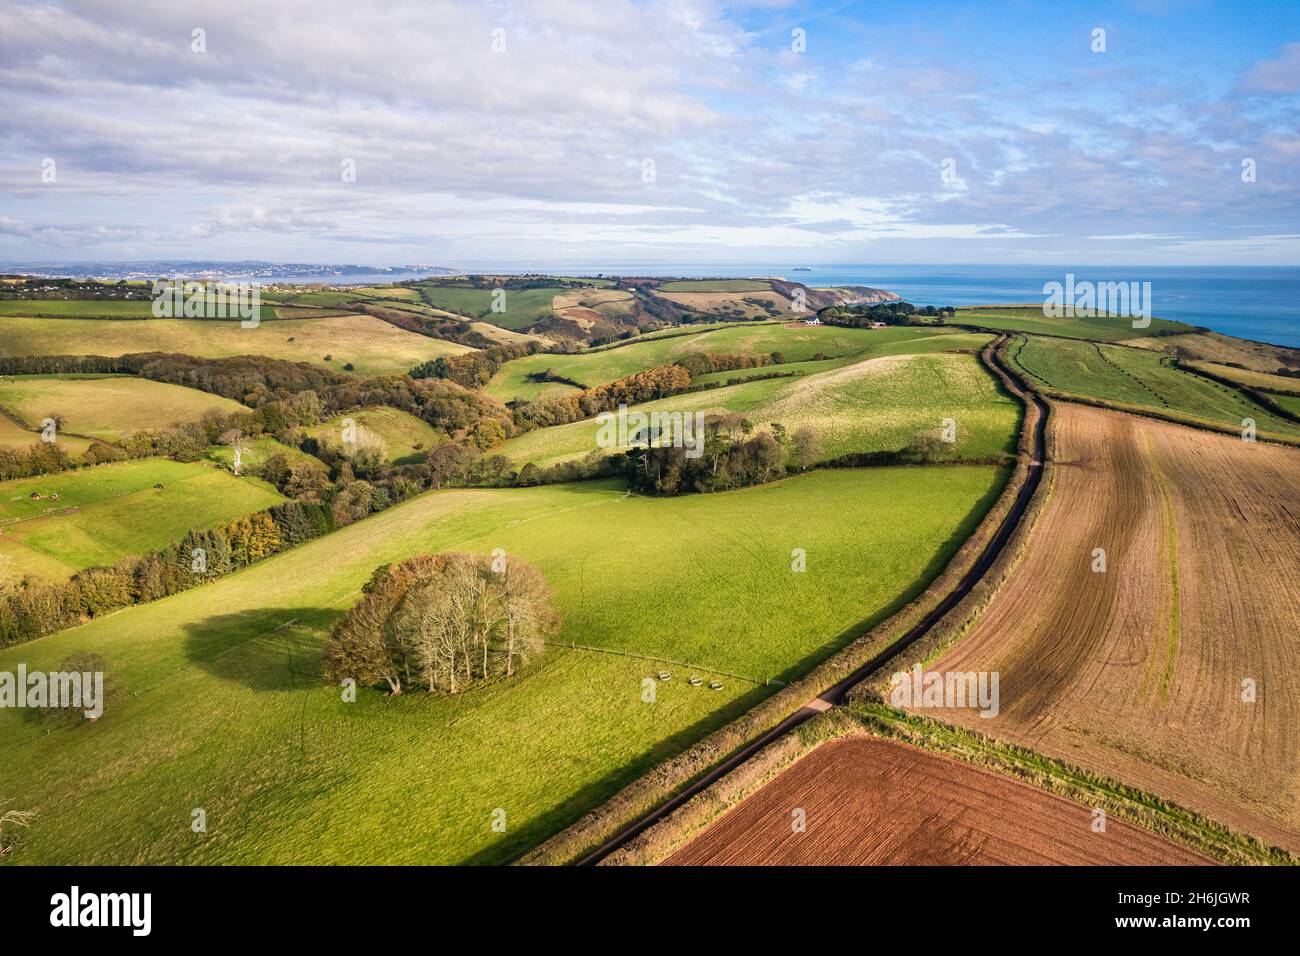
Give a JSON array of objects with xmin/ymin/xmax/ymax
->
[{"xmin": 182, "ymin": 606, "xmax": 341, "ymax": 692}]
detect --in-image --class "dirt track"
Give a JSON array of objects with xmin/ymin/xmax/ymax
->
[
  {"xmin": 920, "ymin": 404, "xmax": 1300, "ymax": 850},
  {"xmin": 665, "ymin": 737, "xmax": 1209, "ymax": 865}
]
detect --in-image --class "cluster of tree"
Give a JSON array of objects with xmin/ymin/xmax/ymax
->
[
  {"xmin": 424, "ymin": 443, "xmax": 623, "ymax": 490},
  {"xmin": 410, "ymin": 341, "xmax": 542, "ymax": 389},
  {"xmin": 322, "ymin": 552, "xmax": 557, "ymax": 695},
  {"xmin": 0, "ymin": 500, "xmax": 338, "ymax": 648},
  {"xmin": 512, "ymin": 364, "xmax": 692, "ymax": 431},
  {"xmin": 624, "ymin": 415, "xmax": 822, "ymax": 495},
  {"xmin": 819, "ymin": 301, "xmax": 954, "ymax": 328},
  {"xmin": 673, "ymin": 351, "xmax": 778, "ymax": 378},
  {"xmin": 0, "ymin": 354, "xmax": 516, "ymax": 456}
]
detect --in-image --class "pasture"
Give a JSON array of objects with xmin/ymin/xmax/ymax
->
[
  {"xmin": 0, "ymin": 313, "xmax": 472, "ymax": 377},
  {"xmin": 0, "ymin": 466, "xmax": 1006, "ymax": 864},
  {"xmin": 497, "ymin": 351, "xmax": 1020, "ymax": 468},
  {"xmin": 303, "ymin": 406, "xmax": 443, "ymax": 464},
  {"xmin": 414, "ymin": 285, "xmax": 565, "ymax": 330},
  {"xmin": 1007, "ymin": 335, "xmax": 1300, "ymax": 439},
  {"xmin": 954, "ymin": 306, "xmax": 1191, "ymax": 340},
  {"xmin": 0, "ymin": 458, "xmax": 284, "ymax": 581},
  {"xmin": 0, "ymin": 375, "xmax": 246, "ymax": 442},
  {"xmin": 486, "ymin": 323, "xmax": 987, "ymax": 403},
  {"xmin": 656, "ymin": 279, "xmax": 772, "ymax": 293}
]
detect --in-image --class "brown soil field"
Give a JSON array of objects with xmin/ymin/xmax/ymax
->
[
  {"xmin": 665, "ymin": 736, "xmax": 1208, "ymax": 865},
  {"xmin": 914, "ymin": 403, "xmax": 1300, "ymax": 850}
]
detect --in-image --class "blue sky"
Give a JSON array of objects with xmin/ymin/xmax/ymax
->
[{"xmin": 1, "ymin": 0, "xmax": 1298, "ymax": 266}]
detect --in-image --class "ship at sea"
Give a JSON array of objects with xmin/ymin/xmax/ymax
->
[{"xmin": 793, "ymin": 266, "xmax": 812, "ymax": 271}]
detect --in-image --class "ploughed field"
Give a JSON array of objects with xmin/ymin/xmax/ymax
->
[
  {"xmin": 665, "ymin": 737, "xmax": 1209, "ymax": 865},
  {"xmin": 0, "ymin": 467, "xmax": 1007, "ymax": 864},
  {"xmin": 913, "ymin": 403, "xmax": 1300, "ymax": 850}
]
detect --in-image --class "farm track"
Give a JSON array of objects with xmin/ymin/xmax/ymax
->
[{"xmin": 576, "ymin": 335, "xmax": 1048, "ymax": 864}]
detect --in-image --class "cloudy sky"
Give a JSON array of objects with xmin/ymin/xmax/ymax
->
[{"xmin": 1, "ymin": 0, "xmax": 1298, "ymax": 266}]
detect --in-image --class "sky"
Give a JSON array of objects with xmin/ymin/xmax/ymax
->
[{"xmin": 1, "ymin": 0, "xmax": 1298, "ymax": 267}]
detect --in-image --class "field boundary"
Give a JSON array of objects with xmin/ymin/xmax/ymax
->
[{"xmin": 518, "ymin": 335, "xmax": 1045, "ymax": 865}]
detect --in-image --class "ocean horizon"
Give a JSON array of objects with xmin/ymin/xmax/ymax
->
[{"xmin": 465, "ymin": 264, "xmax": 1300, "ymax": 349}]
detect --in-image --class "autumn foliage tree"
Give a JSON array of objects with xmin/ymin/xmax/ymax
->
[{"xmin": 323, "ymin": 552, "xmax": 557, "ymax": 695}]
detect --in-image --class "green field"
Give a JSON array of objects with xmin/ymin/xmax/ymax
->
[
  {"xmin": 955, "ymin": 306, "xmax": 1192, "ymax": 341},
  {"xmin": 414, "ymin": 285, "xmax": 565, "ymax": 331},
  {"xmin": 0, "ymin": 413, "xmax": 92, "ymax": 457},
  {"xmin": 206, "ymin": 436, "xmax": 326, "ymax": 475},
  {"xmin": 1267, "ymin": 392, "xmax": 1300, "ymax": 417},
  {"xmin": 487, "ymin": 323, "xmax": 989, "ymax": 403},
  {"xmin": 0, "ymin": 375, "xmax": 246, "ymax": 442},
  {"xmin": 1186, "ymin": 361, "xmax": 1300, "ymax": 396},
  {"xmin": 1008, "ymin": 335, "xmax": 1300, "ymax": 439},
  {"xmin": 0, "ymin": 314, "xmax": 472, "ymax": 377},
  {"xmin": 0, "ymin": 465, "xmax": 1005, "ymax": 864},
  {"xmin": 499, "ymin": 351, "xmax": 1019, "ymax": 468},
  {"xmin": 0, "ymin": 459, "xmax": 284, "ymax": 581},
  {"xmin": 656, "ymin": 279, "xmax": 772, "ymax": 292},
  {"xmin": 304, "ymin": 406, "xmax": 444, "ymax": 464},
  {"xmin": 0, "ymin": 299, "xmax": 157, "ymax": 318}
]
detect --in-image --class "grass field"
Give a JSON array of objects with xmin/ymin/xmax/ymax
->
[
  {"xmin": 955, "ymin": 306, "xmax": 1192, "ymax": 340},
  {"xmin": 498, "ymin": 351, "xmax": 1020, "ymax": 468},
  {"xmin": 304, "ymin": 406, "xmax": 444, "ymax": 464},
  {"xmin": 1008, "ymin": 335, "xmax": 1300, "ymax": 439},
  {"xmin": 0, "ymin": 375, "xmax": 246, "ymax": 442},
  {"xmin": 1186, "ymin": 361, "xmax": 1300, "ymax": 395},
  {"xmin": 1268, "ymin": 392, "xmax": 1300, "ymax": 417},
  {"xmin": 0, "ymin": 466, "xmax": 1006, "ymax": 864},
  {"xmin": 0, "ymin": 413, "xmax": 93, "ymax": 457},
  {"xmin": 486, "ymin": 323, "xmax": 988, "ymax": 403},
  {"xmin": 917, "ymin": 404, "xmax": 1300, "ymax": 850},
  {"xmin": 0, "ymin": 314, "xmax": 472, "ymax": 377},
  {"xmin": 656, "ymin": 279, "xmax": 772, "ymax": 292},
  {"xmin": 0, "ymin": 459, "xmax": 284, "ymax": 581},
  {"xmin": 414, "ymin": 285, "xmax": 565, "ymax": 330},
  {"xmin": 205, "ymin": 436, "xmax": 326, "ymax": 474}
]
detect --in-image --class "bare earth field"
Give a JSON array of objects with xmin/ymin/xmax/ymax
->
[
  {"xmin": 665, "ymin": 736, "xmax": 1208, "ymax": 865},
  {"xmin": 916, "ymin": 403, "xmax": 1300, "ymax": 850}
]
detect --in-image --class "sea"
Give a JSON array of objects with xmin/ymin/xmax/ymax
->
[{"xmin": 463, "ymin": 263, "xmax": 1300, "ymax": 349}]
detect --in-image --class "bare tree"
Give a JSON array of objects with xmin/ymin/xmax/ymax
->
[{"xmin": 0, "ymin": 801, "xmax": 35, "ymax": 859}]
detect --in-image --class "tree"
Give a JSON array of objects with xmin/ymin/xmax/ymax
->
[
  {"xmin": 790, "ymin": 426, "xmax": 822, "ymax": 470},
  {"xmin": 220, "ymin": 429, "xmax": 250, "ymax": 475}
]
